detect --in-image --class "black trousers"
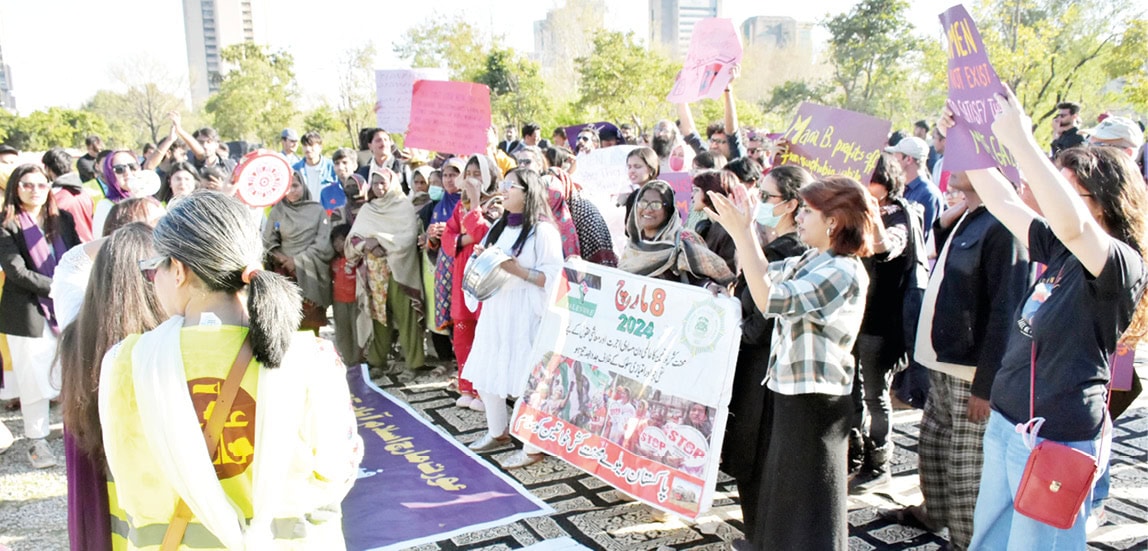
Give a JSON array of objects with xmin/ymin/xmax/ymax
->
[{"xmin": 754, "ymin": 391, "xmax": 851, "ymax": 551}]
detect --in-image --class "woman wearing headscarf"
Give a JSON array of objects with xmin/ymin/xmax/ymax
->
[
  {"xmin": 92, "ymin": 150, "xmax": 160, "ymax": 238},
  {"xmin": 0, "ymin": 164, "xmax": 82, "ymax": 469},
  {"xmin": 441, "ymin": 154, "xmax": 501, "ymax": 410},
  {"xmin": 618, "ymin": 180, "xmax": 735, "ymax": 288},
  {"xmin": 545, "ymin": 147, "xmax": 617, "ymax": 266},
  {"xmin": 264, "ymin": 170, "xmax": 334, "ymax": 332},
  {"xmin": 427, "ymin": 158, "xmax": 464, "ymax": 332},
  {"xmin": 348, "ymin": 166, "xmax": 426, "ymax": 373},
  {"xmin": 414, "ymin": 168, "xmax": 455, "ymax": 365}
]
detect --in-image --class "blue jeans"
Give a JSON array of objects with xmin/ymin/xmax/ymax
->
[{"xmin": 970, "ymin": 411, "xmax": 1104, "ymax": 550}]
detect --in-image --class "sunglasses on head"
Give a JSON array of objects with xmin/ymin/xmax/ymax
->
[
  {"xmin": 113, "ymin": 163, "xmax": 141, "ymax": 175},
  {"xmin": 138, "ymin": 255, "xmax": 166, "ymax": 283}
]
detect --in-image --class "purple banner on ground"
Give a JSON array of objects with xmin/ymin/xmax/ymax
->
[
  {"xmin": 778, "ymin": 102, "xmax": 890, "ymax": 185},
  {"xmin": 939, "ymin": 4, "xmax": 1020, "ymax": 184},
  {"xmin": 342, "ymin": 366, "xmax": 552, "ymax": 551}
]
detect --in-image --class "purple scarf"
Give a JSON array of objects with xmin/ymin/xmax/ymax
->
[
  {"xmin": 100, "ymin": 152, "xmax": 131, "ymax": 202},
  {"xmin": 19, "ymin": 211, "xmax": 66, "ymax": 332}
]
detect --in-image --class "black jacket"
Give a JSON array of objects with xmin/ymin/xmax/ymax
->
[
  {"xmin": 926, "ymin": 206, "xmax": 1031, "ymax": 399},
  {"xmin": 0, "ymin": 211, "xmax": 81, "ymax": 337}
]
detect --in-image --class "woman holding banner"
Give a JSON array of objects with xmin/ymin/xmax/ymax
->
[
  {"xmin": 708, "ymin": 176, "xmax": 877, "ymax": 550},
  {"xmin": 464, "ymin": 168, "xmax": 564, "ymax": 470}
]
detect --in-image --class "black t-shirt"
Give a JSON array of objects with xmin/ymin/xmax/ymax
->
[
  {"xmin": 992, "ymin": 219, "xmax": 1146, "ymax": 441},
  {"xmin": 77, "ymin": 153, "xmax": 98, "ymax": 183}
]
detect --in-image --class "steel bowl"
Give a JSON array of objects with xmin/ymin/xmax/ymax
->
[{"xmin": 462, "ymin": 246, "xmax": 515, "ymax": 301}]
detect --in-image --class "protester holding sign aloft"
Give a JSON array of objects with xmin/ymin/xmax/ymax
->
[
  {"xmin": 707, "ymin": 177, "xmax": 878, "ymax": 550},
  {"xmin": 941, "ymin": 88, "xmax": 1148, "ymax": 549},
  {"xmin": 464, "ymin": 168, "xmax": 564, "ymax": 470}
]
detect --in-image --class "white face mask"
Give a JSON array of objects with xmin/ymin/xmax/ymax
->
[{"xmin": 754, "ymin": 201, "xmax": 784, "ymax": 228}]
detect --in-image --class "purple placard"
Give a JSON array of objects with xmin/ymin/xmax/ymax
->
[
  {"xmin": 342, "ymin": 366, "xmax": 552, "ymax": 550},
  {"xmin": 564, "ymin": 122, "xmax": 619, "ymax": 151},
  {"xmin": 939, "ymin": 4, "xmax": 1021, "ymax": 183},
  {"xmin": 662, "ymin": 172, "xmax": 693, "ymax": 224},
  {"xmin": 1110, "ymin": 344, "xmax": 1135, "ymax": 392},
  {"xmin": 777, "ymin": 102, "xmax": 891, "ymax": 185}
]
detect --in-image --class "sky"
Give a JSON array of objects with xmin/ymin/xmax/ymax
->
[{"xmin": 0, "ymin": 0, "xmax": 959, "ymax": 113}]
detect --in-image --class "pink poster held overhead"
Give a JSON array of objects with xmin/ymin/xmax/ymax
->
[
  {"xmin": 662, "ymin": 172, "xmax": 693, "ymax": 225},
  {"xmin": 666, "ymin": 18, "xmax": 743, "ymax": 103},
  {"xmin": 405, "ymin": 81, "xmax": 492, "ymax": 155},
  {"xmin": 939, "ymin": 4, "xmax": 1020, "ymax": 184},
  {"xmin": 778, "ymin": 102, "xmax": 891, "ymax": 185}
]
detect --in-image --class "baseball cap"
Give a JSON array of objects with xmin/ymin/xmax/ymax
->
[
  {"xmin": 1087, "ymin": 116, "xmax": 1144, "ymax": 149},
  {"xmin": 885, "ymin": 136, "xmax": 929, "ymax": 160},
  {"xmin": 280, "ymin": 129, "xmax": 299, "ymax": 141}
]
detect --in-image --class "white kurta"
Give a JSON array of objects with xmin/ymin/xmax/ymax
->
[{"xmin": 464, "ymin": 222, "xmax": 563, "ymax": 398}]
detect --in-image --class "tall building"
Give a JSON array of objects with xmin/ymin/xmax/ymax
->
[
  {"xmin": 0, "ymin": 42, "xmax": 14, "ymax": 111},
  {"xmin": 741, "ymin": 16, "xmax": 815, "ymax": 67},
  {"xmin": 182, "ymin": 0, "xmax": 267, "ymax": 105},
  {"xmin": 533, "ymin": 1, "xmax": 606, "ymax": 93},
  {"xmin": 649, "ymin": 0, "xmax": 723, "ymax": 59}
]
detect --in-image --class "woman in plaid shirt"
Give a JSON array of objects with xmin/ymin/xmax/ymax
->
[{"xmin": 708, "ymin": 176, "xmax": 881, "ymax": 551}]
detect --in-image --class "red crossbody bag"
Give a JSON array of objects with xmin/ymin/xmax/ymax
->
[{"xmin": 1013, "ymin": 343, "xmax": 1110, "ymax": 530}]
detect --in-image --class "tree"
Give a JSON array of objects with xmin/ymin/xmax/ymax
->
[
  {"xmin": 474, "ymin": 47, "xmax": 553, "ymax": 131},
  {"xmin": 393, "ymin": 15, "xmax": 488, "ymax": 80},
  {"xmin": 574, "ymin": 31, "xmax": 679, "ymax": 127},
  {"xmin": 335, "ymin": 44, "xmax": 378, "ymax": 147},
  {"xmin": 81, "ymin": 91, "xmax": 139, "ymax": 147},
  {"xmin": 205, "ymin": 44, "xmax": 299, "ymax": 144},
  {"xmin": 303, "ymin": 104, "xmax": 349, "ymax": 149},
  {"xmin": 108, "ymin": 57, "xmax": 187, "ymax": 144},
  {"xmin": 0, "ymin": 108, "xmax": 112, "ymax": 151},
  {"xmin": 824, "ymin": 0, "xmax": 923, "ymax": 118}
]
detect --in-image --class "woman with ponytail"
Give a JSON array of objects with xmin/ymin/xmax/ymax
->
[{"xmin": 98, "ymin": 191, "xmax": 362, "ymax": 549}]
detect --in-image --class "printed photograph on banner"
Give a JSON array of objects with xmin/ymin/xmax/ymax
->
[
  {"xmin": 513, "ymin": 259, "xmax": 741, "ymax": 519},
  {"xmin": 778, "ymin": 102, "xmax": 891, "ymax": 185}
]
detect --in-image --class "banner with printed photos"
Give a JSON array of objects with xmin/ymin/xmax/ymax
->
[{"xmin": 510, "ymin": 259, "xmax": 741, "ymax": 519}]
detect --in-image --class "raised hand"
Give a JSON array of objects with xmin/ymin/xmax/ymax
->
[{"xmin": 989, "ymin": 84, "xmax": 1035, "ymax": 151}]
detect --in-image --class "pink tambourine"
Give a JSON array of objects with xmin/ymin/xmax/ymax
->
[{"xmin": 231, "ymin": 150, "xmax": 291, "ymax": 207}]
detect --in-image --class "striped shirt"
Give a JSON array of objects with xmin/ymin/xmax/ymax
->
[{"xmin": 763, "ymin": 249, "xmax": 869, "ymax": 396}]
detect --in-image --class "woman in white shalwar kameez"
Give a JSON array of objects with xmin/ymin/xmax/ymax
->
[{"xmin": 464, "ymin": 168, "xmax": 564, "ymax": 469}]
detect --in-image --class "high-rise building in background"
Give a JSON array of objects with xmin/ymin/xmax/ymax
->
[
  {"xmin": 0, "ymin": 42, "xmax": 15, "ymax": 111},
  {"xmin": 182, "ymin": 0, "xmax": 267, "ymax": 105},
  {"xmin": 740, "ymin": 16, "xmax": 815, "ymax": 67},
  {"xmin": 649, "ymin": 0, "xmax": 722, "ymax": 59},
  {"xmin": 534, "ymin": 1, "xmax": 606, "ymax": 94}
]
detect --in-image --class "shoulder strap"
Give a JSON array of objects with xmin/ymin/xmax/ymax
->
[{"xmin": 161, "ymin": 338, "xmax": 254, "ymax": 551}]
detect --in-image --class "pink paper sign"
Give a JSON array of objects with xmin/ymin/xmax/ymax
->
[
  {"xmin": 662, "ymin": 172, "xmax": 693, "ymax": 225},
  {"xmin": 405, "ymin": 81, "xmax": 492, "ymax": 155},
  {"xmin": 666, "ymin": 18, "xmax": 743, "ymax": 103},
  {"xmin": 778, "ymin": 102, "xmax": 891, "ymax": 185},
  {"xmin": 939, "ymin": 5, "xmax": 1021, "ymax": 184}
]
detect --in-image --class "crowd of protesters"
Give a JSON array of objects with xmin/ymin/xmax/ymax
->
[{"xmin": 0, "ymin": 57, "xmax": 1145, "ymax": 550}]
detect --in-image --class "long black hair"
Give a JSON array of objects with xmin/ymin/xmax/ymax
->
[
  {"xmin": 3, "ymin": 164, "xmax": 62, "ymax": 237},
  {"xmin": 484, "ymin": 168, "xmax": 554, "ymax": 257},
  {"xmin": 152, "ymin": 191, "xmax": 302, "ymax": 367}
]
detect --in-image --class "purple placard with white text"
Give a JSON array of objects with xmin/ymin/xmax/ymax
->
[
  {"xmin": 777, "ymin": 102, "xmax": 890, "ymax": 185},
  {"xmin": 939, "ymin": 4, "xmax": 1020, "ymax": 184}
]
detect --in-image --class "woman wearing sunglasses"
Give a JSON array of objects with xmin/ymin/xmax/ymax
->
[
  {"xmin": 0, "ymin": 164, "xmax": 82, "ymax": 469},
  {"xmin": 92, "ymin": 149, "xmax": 160, "ymax": 237},
  {"xmin": 100, "ymin": 191, "xmax": 362, "ymax": 549},
  {"xmin": 464, "ymin": 168, "xmax": 563, "ymax": 470}
]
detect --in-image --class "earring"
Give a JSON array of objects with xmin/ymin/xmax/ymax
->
[{"xmin": 826, "ymin": 227, "xmax": 832, "ymax": 237}]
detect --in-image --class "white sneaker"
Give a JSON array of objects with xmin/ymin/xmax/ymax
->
[
  {"xmin": 468, "ymin": 398, "xmax": 486, "ymax": 412},
  {"xmin": 28, "ymin": 439, "xmax": 57, "ymax": 469},
  {"xmin": 0, "ymin": 422, "xmax": 13, "ymax": 454},
  {"xmin": 455, "ymin": 394, "xmax": 475, "ymax": 408}
]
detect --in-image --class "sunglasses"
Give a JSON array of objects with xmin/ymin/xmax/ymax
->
[
  {"xmin": 576, "ymin": 136, "xmax": 592, "ymax": 142},
  {"xmin": 498, "ymin": 179, "xmax": 525, "ymax": 192},
  {"xmin": 112, "ymin": 163, "xmax": 141, "ymax": 175},
  {"xmin": 18, "ymin": 181, "xmax": 51, "ymax": 191},
  {"xmin": 138, "ymin": 255, "xmax": 166, "ymax": 283},
  {"xmin": 636, "ymin": 200, "xmax": 665, "ymax": 211}
]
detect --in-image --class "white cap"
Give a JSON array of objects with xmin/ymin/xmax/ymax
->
[
  {"xmin": 1087, "ymin": 116, "xmax": 1144, "ymax": 149},
  {"xmin": 885, "ymin": 136, "xmax": 930, "ymax": 160}
]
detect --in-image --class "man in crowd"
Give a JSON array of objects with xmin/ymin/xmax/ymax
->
[
  {"xmin": 599, "ymin": 126, "xmax": 621, "ymax": 148},
  {"xmin": 281, "ymin": 128, "xmax": 301, "ymax": 165},
  {"xmin": 1050, "ymin": 101, "xmax": 1087, "ymax": 156},
  {"xmin": 356, "ymin": 128, "xmax": 409, "ymax": 194},
  {"xmin": 173, "ymin": 119, "xmax": 236, "ymax": 178},
  {"xmin": 76, "ymin": 135, "xmax": 103, "ymax": 183},
  {"xmin": 887, "ymin": 137, "xmax": 944, "ymax": 238},
  {"xmin": 42, "ymin": 148, "xmax": 94, "ymax": 242},
  {"xmin": 575, "ymin": 128, "xmax": 599, "ymax": 155},
  {"xmin": 511, "ymin": 123, "xmax": 548, "ymax": 155},
  {"xmin": 886, "ymin": 171, "xmax": 1031, "ymax": 550},
  {"xmin": 498, "ymin": 125, "xmax": 519, "ymax": 155},
  {"xmin": 1085, "ymin": 115, "xmax": 1144, "ymax": 159},
  {"xmin": 916, "ymin": 120, "xmax": 941, "ymax": 173},
  {"xmin": 293, "ymin": 131, "xmax": 338, "ymax": 200}
]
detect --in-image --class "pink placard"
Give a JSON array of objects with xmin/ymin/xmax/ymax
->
[
  {"xmin": 778, "ymin": 102, "xmax": 891, "ymax": 185},
  {"xmin": 405, "ymin": 81, "xmax": 492, "ymax": 155},
  {"xmin": 662, "ymin": 172, "xmax": 693, "ymax": 224},
  {"xmin": 666, "ymin": 18, "xmax": 743, "ymax": 103}
]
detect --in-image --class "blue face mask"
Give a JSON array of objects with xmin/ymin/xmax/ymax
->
[
  {"xmin": 427, "ymin": 186, "xmax": 445, "ymax": 201},
  {"xmin": 755, "ymin": 201, "xmax": 784, "ymax": 228}
]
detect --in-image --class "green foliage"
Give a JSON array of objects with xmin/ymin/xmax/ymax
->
[
  {"xmin": 824, "ymin": 0, "xmax": 923, "ymax": 118},
  {"xmin": 205, "ymin": 44, "xmax": 299, "ymax": 144},
  {"xmin": 303, "ymin": 104, "xmax": 351, "ymax": 149},
  {"xmin": 474, "ymin": 47, "xmax": 554, "ymax": 131},
  {"xmin": 574, "ymin": 31, "xmax": 678, "ymax": 128},
  {"xmin": 83, "ymin": 87, "xmax": 184, "ymax": 148},
  {"xmin": 762, "ymin": 81, "xmax": 834, "ymax": 118},
  {"xmin": 392, "ymin": 15, "xmax": 488, "ymax": 80},
  {"xmin": 0, "ymin": 108, "xmax": 112, "ymax": 151}
]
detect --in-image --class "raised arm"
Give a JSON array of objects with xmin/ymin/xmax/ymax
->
[
  {"xmin": 169, "ymin": 111, "xmax": 205, "ymax": 161},
  {"xmin": 723, "ymin": 65, "xmax": 748, "ymax": 159},
  {"xmin": 706, "ymin": 185, "xmax": 772, "ymax": 312}
]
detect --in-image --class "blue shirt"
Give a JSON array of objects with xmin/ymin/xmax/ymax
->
[{"xmin": 904, "ymin": 175, "xmax": 944, "ymax": 239}]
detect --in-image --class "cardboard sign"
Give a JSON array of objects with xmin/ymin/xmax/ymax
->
[
  {"xmin": 778, "ymin": 102, "xmax": 891, "ymax": 185},
  {"xmin": 375, "ymin": 68, "xmax": 450, "ymax": 133},
  {"xmin": 570, "ymin": 145, "xmax": 637, "ymax": 255},
  {"xmin": 405, "ymin": 81, "xmax": 492, "ymax": 156},
  {"xmin": 666, "ymin": 18, "xmax": 743, "ymax": 103},
  {"xmin": 511, "ymin": 260, "xmax": 741, "ymax": 519},
  {"xmin": 939, "ymin": 5, "xmax": 1021, "ymax": 183}
]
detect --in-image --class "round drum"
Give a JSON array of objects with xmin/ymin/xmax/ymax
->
[
  {"xmin": 462, "ymin": 246, "xmax": 514, "ymax": 301},
  {"xmin": 231, "ymin": 150, "xmax": 292, "ymax": 207}
]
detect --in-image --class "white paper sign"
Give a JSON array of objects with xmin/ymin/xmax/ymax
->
[{"xmin": 375, "ymin": 68, "xmax": 450, "ymax": 133}]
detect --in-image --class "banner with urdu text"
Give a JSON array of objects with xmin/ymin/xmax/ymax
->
[{"xmin": 509, "ymin": 259, "xmax": 741, "ymax": 519}]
